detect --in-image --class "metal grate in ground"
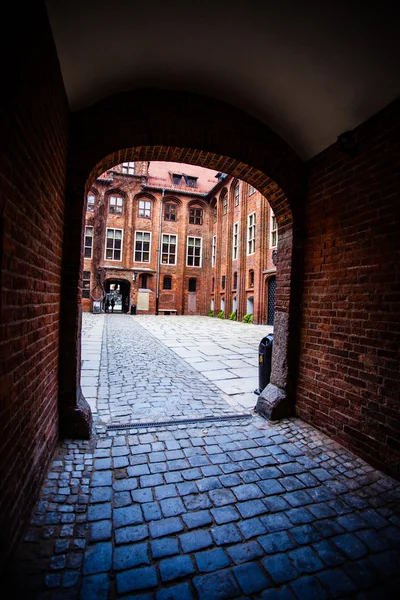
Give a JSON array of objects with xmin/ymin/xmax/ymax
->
[{"xmin": 106, "ymin": 413, "xmax": 253, "ymax": 430}]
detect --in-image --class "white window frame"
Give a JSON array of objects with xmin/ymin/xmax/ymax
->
[
  {"xmin": 186, "ymin": 236, "xmax": 202, "ymax": 267},
  {"xmin": 138, "ymin": 199, "xmax": 151, "ymax": 219},
  {"xmin": 247, "ymin": 212, "xmax": 256, "ymax": 255},
  {"xmin": 270, "ymin": 212, "xmax": 278, "ymax": 248},
  {"xmin": 212, "ymin": 235, "xmax": 217, "ymax": 267},
  {"xmin": 134, "ymin": 230, "xmax": 151, "ymax": 263},
  {"xmin": 122, "ymin": 161, "xmax": 135, "ymax": 175},
  {"xmin": 84, "ymin": 226, "xmax": 93, "ymax": 259},
  {"xmin": 161, "ymin": 233, "xmax": 178, "ymax": 265},
  {"xmin": 232, "ymin": 222, "xmax": 239, "ymax": 260},
  {"xmin": 105, "ymin": 228, "xmax": 123, "ymax": 262},
  {"xmin": 109, "ymin": 195, "xmax": 123, "ymax": 215}
]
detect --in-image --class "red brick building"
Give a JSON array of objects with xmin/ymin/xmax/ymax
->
[{"xmin": 83, "ymin": 162, "xmax": 277, "ymax": 323}]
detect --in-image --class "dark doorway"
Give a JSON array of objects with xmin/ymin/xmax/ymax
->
[
  {"xmin": 267, "ymin": 276, "xmax": 276, "ymax": 325},
  {"xmin": 105, "ymin": 279, "xmax": 131, "ymax": 313}
]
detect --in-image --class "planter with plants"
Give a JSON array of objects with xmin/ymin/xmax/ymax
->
[
  {"xmin": 208, "ymin": 310, "xmax": 214, "ymax": 317},
  {"xmin": 228, "ymin": 311, "xmax": 237, "ymax": 321},
  {"xmin": 242, "ymin": 313, "xmax": 253, "ymax": 323}
]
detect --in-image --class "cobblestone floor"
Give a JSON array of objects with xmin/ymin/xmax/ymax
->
[
  {"xmin": 86, "ymin": 315, "xmax": 246, "ymax": 426},
  {"xmin": 10, "ymin": 315, "xmax": 400, "ymax": 599}
]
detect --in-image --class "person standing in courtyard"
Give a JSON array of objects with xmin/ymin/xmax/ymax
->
[
  {"xmin": 105, "ymin": 297, "xmax": 110, "ymax": 313},
  {"xmin": 110, "ymin": 297, "xmax": 115, "ymax": 313}
]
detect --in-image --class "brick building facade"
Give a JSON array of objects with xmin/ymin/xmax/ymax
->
[{"xmin": 83, "ymin": 162, "xmax": 277, "ymax": 323}]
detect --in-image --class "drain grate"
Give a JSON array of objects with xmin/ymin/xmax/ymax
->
[{"xmin": 105, "ymin": 413, "xmax": 252, "ymax": 431}]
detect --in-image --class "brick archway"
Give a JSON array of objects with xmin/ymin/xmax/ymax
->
[{"xmin": 59, "ymin": 89, "xmax": 306, "ymax": 437}]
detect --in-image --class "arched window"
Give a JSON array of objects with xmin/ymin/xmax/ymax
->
[
  {"xmin": 188, "ymin": 278, "xmax": 197, "ymax": 292},
  {"xmin": 189, "ymin": 207, "xmax": 203, "ymax": 225},
  {"xmin": 222, "ymin": 191, "xmax": 228, "ymax": 215},
  {"xmin": 234, "ymin": 183, "xmax": 240, "ymax": 206},
  {"xmin": 164, "ymin": 202, "xmax": 177, "ymax": 222},
  {"xmin": 270, "ymin": 212, "xmax": 278, "ymax": 247},
  {"xmin": 249, "ymin": 270, "xmax": 255, "ymax": 288},
  {"xmin": 212, "ymin": 199, "xmax": 217, "ymax": 223},
  {"xmin": 138, "ymin": 199, "xmax": 151, "ymax": 218},
  {"xmin": 109, "ymin": 195, "xmax": 123, "ymax": 215},
  {"xmin": 87, "ymin": 194, "xmax": 95, "ymax": 212},
  {"xmin": 163, "ymin": 276, "xmax": 172, "ymax": 290},
  {"xmin": 233, "ymin": 272, "xmax": 238, "ymax": 290}
]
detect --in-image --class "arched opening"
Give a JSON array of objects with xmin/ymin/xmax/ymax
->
[
  {"xmin": 104, "ymin": 278, "xmax": 131, "ymax": 313},
  {"xmin": 59, "ymin": 89, "xmax": 305, "ymax": 436}
]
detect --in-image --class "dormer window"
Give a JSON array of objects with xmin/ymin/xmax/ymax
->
[
  {"xmin": 122, "ymin": 162, "xmax": 134, "ymax": 175},
  {"xmin": 172, "ymin": 174, "xmax": 182, "ymax": 186},
  {"xmin": 184, "ymin": 175, "xmax": 198, "ymax": 188}
]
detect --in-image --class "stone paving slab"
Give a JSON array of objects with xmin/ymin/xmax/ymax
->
[
  {"xmin": 133, "ymin": 315, "xmax": 272, "ymax": 410},
  {"xmin": 11, "ymin": 416, "xmax": 400, "ymax": 599}
]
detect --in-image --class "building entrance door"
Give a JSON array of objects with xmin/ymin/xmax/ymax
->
[{"xmin": 267, "ymin": 276, "xmax": 276, "ymax": 325}]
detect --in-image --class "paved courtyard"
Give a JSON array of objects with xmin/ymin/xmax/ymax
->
[
  {"xmin": 81, "ymin": 314, "xmax": 272, "ymax": 425},
  {"xmin": 11, "ymin": 314, "xmax": 400, "ymax": 599}
]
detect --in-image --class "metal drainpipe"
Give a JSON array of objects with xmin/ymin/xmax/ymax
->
[{"xmin": 155, "ymin": 189, "xmax": 165, "ymax": 315}]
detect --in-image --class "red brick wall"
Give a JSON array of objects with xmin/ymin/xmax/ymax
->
[
  {"xmin": 0, "ymin": 3, "xmax": 69, "ymax": 568},
  {"xmin": 297, "ymin": 100, "xmax": 400, "ymax": 477}
]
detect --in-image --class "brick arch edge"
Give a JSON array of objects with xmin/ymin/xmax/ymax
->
[{"xmin": 59, "ymin": 89, "xmax": 306, "ymax": 438}]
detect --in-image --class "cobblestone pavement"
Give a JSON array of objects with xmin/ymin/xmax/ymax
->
[
  {"xmin": 12, "ymin": 416, "xmax": 400, "ymax": 599},
  {"xmin": 87, "ymin": 315, "xmax": 245, "ymax": 426},
  {"xmin": 10, "ymin": 314, "xmax": 400, "ymax": 599}
]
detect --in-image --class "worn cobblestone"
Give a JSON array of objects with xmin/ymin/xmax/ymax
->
[{"xmin": 9, "ymin": 315, "xmax": 400, "ymax": 599}]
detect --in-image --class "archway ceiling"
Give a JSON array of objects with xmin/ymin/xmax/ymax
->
[{"xmin": 45, "ymin": 0, "xmax": 399, "ymax": 160}]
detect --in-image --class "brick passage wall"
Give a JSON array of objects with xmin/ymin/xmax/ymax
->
[
  {"xmin": 0, "ymin": 4, "xmax": 69, "ymax": 568},
  {"xmin": 297, "ymin": 100, "xmax": 400, "ymax": 477}
]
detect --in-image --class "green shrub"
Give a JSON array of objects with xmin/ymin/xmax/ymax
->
[
  {"xmin": 208, "ymin": 310, "xmax": 214, "ymax": 317},
  {"xmin": 242, "ymin": 313, "xmax": 253, "ymax": 323},
  {"xmin": 217, "ymin": 310, "xmax": 225, "ymax": 319},
  {"xmin": 228, "ymin": 311, "xmax": 237, "ymax": 321}
]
